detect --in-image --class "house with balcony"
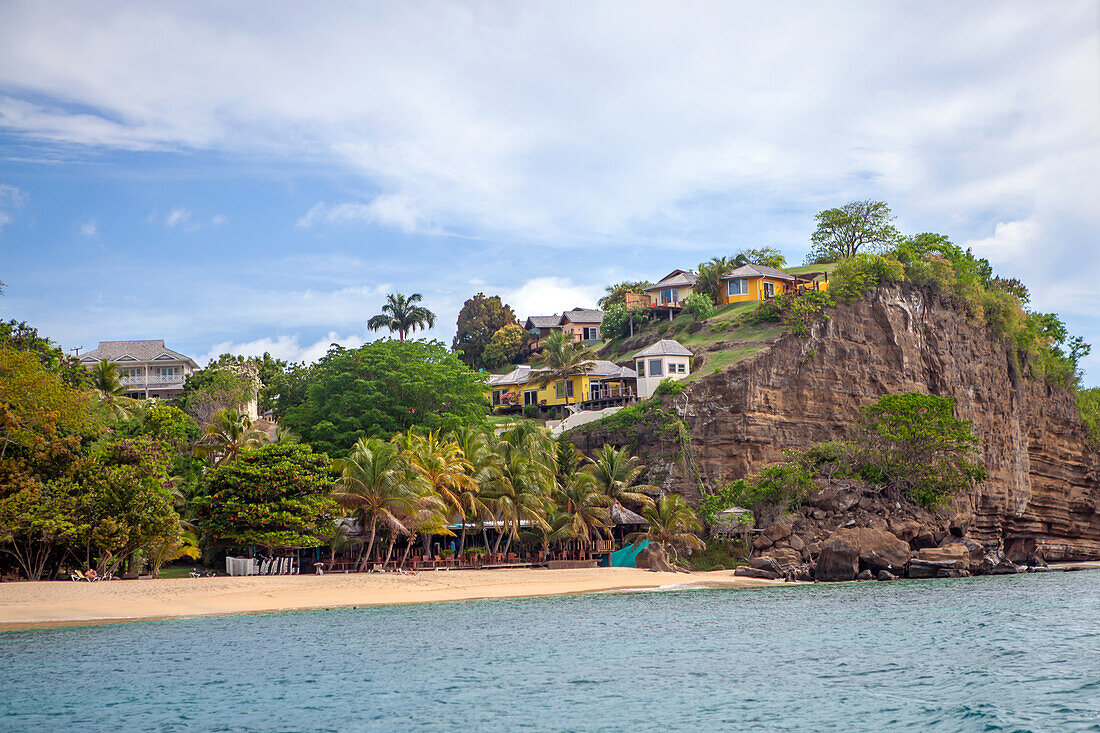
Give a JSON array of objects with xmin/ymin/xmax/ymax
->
[
  {"xmin": 642, "ymin": 269, "xmax": 699, "ymax": 320},
  {"xmin": 523, "ymin": 315, "xmax": 562, "ymax": 349},
  {"xmin": 559, "ymin": 307, "xmax": 603, "ymax": 344},
  {"xmin": 718, "ymin": 264, "xmax": 830, "ymax": 305},
  {"xmin": 79, "ymin": 339, "xmax": 199, "ymax": 400},
  {"xmin": 633, "ymin": 339, "xmax": 692, "ymax": 399},
  {"xmin": 487, "ymin": 359, "xmax": 636, "ymax": 414}
]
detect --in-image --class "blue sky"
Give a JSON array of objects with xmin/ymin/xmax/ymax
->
[{"xmin": 1, "ymin": 1, "xmax": 1098, "ymax": 381}]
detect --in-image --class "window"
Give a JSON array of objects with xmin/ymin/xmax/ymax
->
[
  {"xmin": 492, "ymin": 389, "xmax": 504, "ymax": 406},
  {"xmin": 763, "ymin": 281, "xmax": 775, "ymax": 298},
  {"xmin": 554, "ymin": 380, "xmax": 574, "ymax": 399},
  {"xmin": 582, "ymin": 326, "xmax": 599, "ymax": 341},
  {"xmin": 726, "ymin": 278, "xmax": 748, "ymax": 297},
  {"xmin": 677, "ymin": 363, "xmax": 686, "ymax": 374},
  {"xmin": 649, "ymin": 359, "xmax": 664, "ymax": 377},
  {"xmin": 524, "ymin": 390, "xmax": 539, "ymax": 406},
  {"xmin": 660, "ymin": 288, "xmax": 678, "ymax": 305},
  {"xmin": 636, "ymin": 360, "xmax": 645, "ymax": 378}
]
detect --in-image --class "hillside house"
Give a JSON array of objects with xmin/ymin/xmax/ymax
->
[
  {"xmin": 523, "ymin": 315, "xmax": 562, "ymax": 349},
  {"xmin": 642, "ymin": 269, "xmax": 699, "ymax": 320},
  {"xmin": 718, "ymin": 264, "xmax": 830, "ymax": 305},
  {"xmin": 559, "ymin": 307, "xmax": 603, "ymax": 344},
  {"xmin": 488, "ymin": 359, "xmax": 636, "ymax": 413},
  {"xmin": 79, "ymin": 339, "xmax": 198, "ymax": 400},
  {"xmin": 633, "ymin": 339, "xmax": 692, "ymax": 398}
]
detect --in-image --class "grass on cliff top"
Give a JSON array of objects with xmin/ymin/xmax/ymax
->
[{"xmin": 684, "ymin": 345, "xmax": 766, "ymax": 381}]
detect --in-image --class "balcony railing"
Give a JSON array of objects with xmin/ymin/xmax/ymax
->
[{"xmin": 120, "ymin": 374, "xmax": 185, "ymax": 386}]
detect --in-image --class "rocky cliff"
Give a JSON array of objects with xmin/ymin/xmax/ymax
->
[{"xmin": 573, "ymin": 284, "xmax": 1100, "ymax": 562}]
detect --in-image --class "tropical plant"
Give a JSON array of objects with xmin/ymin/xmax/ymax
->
[
  {"xmin": 333, "ymin": 437, "xmax": 427, "ymax": 568},
  {"xmin": 449, "ymin": 426, "xmax": 499, "ymax": 553},
  {"xmin": 805, "ymin": 200, "xmax": 900, "ymax": 264},
  {"xmin": 556, "ymin": 472, "xmax": 611, "ymax": 545},
  {"xmin": 629, "ymin": 493, "xmax": 704, "ymax": 559},
  {"xmin": 482, "ymin": 323, "xmax": 528, "ymax": 368},
  {"xmin": 695, "ymin": 256, "xmax": 737, "ymax": 303},
  {"xmin": 532, "ymin": 330, "xmax": 596, "ymax": 408},
  {"xmin": 598, "ymin": 280, "xmax": 652, "ymax": 310},
  {"xmin": 195, "ymin": 408, "xmax": 267, "ymax": 466},
  {"xmin": 90, "ymin": 359, "xmax": 134, "ymax": 419},
  {"xmin": 452, "ymin": 293, "xmax": 518, "ymax": 368},
  {"xmin": 368, "ymin": 292, "xmax": 437, "ymax": 341},
  {"xmin": 682, "ymin": 292, "xmax": 716, "ymax": 321},
  {"xmin": 403, "ymin": 430, "xmax": 481, "ymax": 552},
  {"xmin": 586, "ymin": 444, "xmax": 657, "ymax": 511}
]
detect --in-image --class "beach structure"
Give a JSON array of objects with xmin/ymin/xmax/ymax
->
[
  {"xmin": 79, "ymin": 339, "xmax": 198, "ymax": 400},
  {"xmin": 488, "ymin": 359, "xmax": 637, "ymax": 413},
  {"xmin": 633, "ymin": 339, "xmax": 692, "ymax": 398}
]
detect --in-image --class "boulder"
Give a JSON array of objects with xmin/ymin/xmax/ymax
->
[
  {"xmin": 735, "ymin": 566, "xmax": 781, "ymax": 580},
  {"xmin": 889, "ymin": 518, "xmax": 923, "ymax": 543},
  {"xmin": 750, "ymin": 556, "xmax": 784, "ymax": 575},
  {"xmin": 789, "ymin": 534, "xmax": 806, "ymax": 552},
  {"xmin": 752, "ymin": 535, "xmax": 774, "ymax": 550},
  {"xmin": 978, "ymin": 551, "xmax": 1020, "ymax": 576},
  {"xmin": 937, "ymin": 568, "xmax": 970, "ymax": 578},
  {"xmin": 949, "ymin": 512, "xmax": 973, "ymax": 537},
  {"xmin": 916, "ymin": 543, "xmax": 970, "ymax": 569},
  {"xmin": 764, "ymin": 517, "xmax": 793, "ymax": 543},
  {"xmin": 877, "ymin": 570, "xmax": 898, "ymax": 581},
  {"xmin": 816, "ymin": 527, "xmax": 911, "ymax": 581},
  {"xmin": 911, "ymin": 532, "xmax": 938, "ymax": 549},
  {"xmin": 857, "ymin": 569, "xmax": 874, "ymax": 581},
  {"xmin": 815, "ymin": 533, "xmax": 860, "ymax": 582},
  {"xmin": 908, "ymin": 559, "xmax": 950, "ymax": 579},
  {"xmin": 763, "ymin": 547, "xmax": 803, "ymax": 570},
  {"xmin": 635, "ymin": 544, "xmax": 676, "ymax": 572}
]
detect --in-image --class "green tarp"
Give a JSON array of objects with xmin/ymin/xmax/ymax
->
[{"xmin": 602, "ymin": 540, "xmax": 649, "ymax": 567}]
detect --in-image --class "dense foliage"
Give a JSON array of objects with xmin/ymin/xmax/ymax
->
[
  {"xmin": 682, "ymin": 292, "xmax": 716, "ymax": 321},
  {"xmin": 0, "ymin": 319, "xmax": 91, "ymax": 388},
  {"xmin": 281, "ymin": 339, "xmax": 488, "ymax": 457},
  {"xmin": 805, "ymin": 200, "xmax": 899, "ymax": 264},
  {"xmin": 598, "ymin": 281, "xmax": 652, "ymax": 310},
  {"xmin": 1077, "ymin": 388, "xmax": 1100, "ymax": 445},
  {"xmin": 482, "ymin": 323, "xmax": 528, "ymax": 368},
  {"xmin": 180, "ymin": 364, "xmax": 256, "ymax": 425},
  {"xmin": 452, "ymin": 293, "xmax": 519, "ymax": 369},
  {"xmin": 193, "ymin": 443, "xmax": 338, "ymax": 551}
]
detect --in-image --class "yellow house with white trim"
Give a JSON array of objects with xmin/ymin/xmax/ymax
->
[
  {"xmin": 718, "ymin": 264, "xmax": 829, "ymax": 305},
  {"xmin": 487, "ymin": 361, "xmax": 637, "ymax": 412}
]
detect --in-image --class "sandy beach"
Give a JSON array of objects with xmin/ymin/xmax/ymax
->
[{"xmin": 0, "ymin": 568, "xmax": 787, "ymax": 630}]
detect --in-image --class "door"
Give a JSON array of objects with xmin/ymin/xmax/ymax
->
[{"xmin": 763, "ymin": 281, "xmax": 775, "ymax": 299}]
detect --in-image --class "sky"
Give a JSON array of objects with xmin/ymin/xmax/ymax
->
[{"xmin": 1, "ymin": 1, "xmax": 1098, "ymax": 381}]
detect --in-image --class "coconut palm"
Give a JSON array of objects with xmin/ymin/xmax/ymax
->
[
  {"xmin": 586, "ymin": 444, "xmax": 657, "ymax": 511},
  {"xmin": 91, "ymin": 359, "xmax": 134, "ymax": 419},
  {"xmin": 490, "ymin": 443, "xmax": 553, "ymax": 554},
  {"xmin": 532, "ymin": 330, "xmax": 596, "ymax": 409},
  {"xmin": 195, "ymin": 409, "xmax": 267, "ymax": 466},
  {"xmin": 695, "ymin": 255, "xmax": 742, "ymax": 303},
  {"xmin": 367, "ymin": 292, "xmax": 437, "ymax": 341},
  {"xmin": 449, "ymin": 426, "xmax": 498, "ymax": 553},
  {"xmin": 629, "ymin": 493, "xmax": 705, "ymax": 559},
  {"xmin": 556, "ymin": 471, "xmax": 611, "ymax": 545},
  {"xmin": 402, "ymin": 430, "xmax": 480, "ymax": 535},
  {"xmin": 333, "ymin": 437, "xmax": 427, "ymax": 569}
]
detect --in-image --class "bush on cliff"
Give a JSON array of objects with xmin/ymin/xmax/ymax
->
[
  {"xmin": 1077, "ymin": 388, "xmax": 1100, "ymax": 445},
  {"xmin": 829, "ymin": 253, "xmax": 905, "ymax": 305},
  {"xmin": 756, "ymin": 289, "xmax": 834, "ymax": 337},
  {"xmin": 853, "ymin": 392, "xmax": 986, "ymax": 509},
  {"xmin": 708, "ymin": 451, "xmax": 814, "ymax": 527}
]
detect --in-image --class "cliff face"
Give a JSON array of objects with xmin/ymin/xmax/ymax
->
[{"xmin": 580, "ymin": 285, "xmax": 1100, "ymax": 561}]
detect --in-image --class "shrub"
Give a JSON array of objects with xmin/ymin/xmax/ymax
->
[
  {"xmin": 522, "ymin": 404, "xmax": 540, "ymax": 419},
  {"xmin": 686, "ymin": 539, "xmax": 747, "ymax": 570},
  {"xmin": 653, "ymin": 377, "xmax": 685, "ymax": 396},
  {"xmin": 830, "ymin": 253, "xmax": 905, "ymax": 304},
  {"xmin": 755, "ymin": 290, "xmax": 834, "ymax": 336},
  {"xmin": 1077, "ymin": 388, "xmax": 1100, "ymax": 445},
  {"xmin": 714, "ymin": 451, "xmax": 814, "ymax": 527},
  {"xmin": 852, "ymin": 392, "xmax": 986, "ymax": 509},
  {"xmin": 682, "ymin": 292, "xmax": 716, "ymax": 321},
  {"xmin": 482, "ymin": 324, "xmax": 527, "ymax": 368},
  {"xmin": 804, "ymin": 440, "xmax": 855, "ymax": 478}
]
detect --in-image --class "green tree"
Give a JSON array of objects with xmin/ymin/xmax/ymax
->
[
  {"xmin": 598, "ymin": 281, "xmax": 652, "ymax": 310},
  {"xmin": 0, "ymin": 319, "xmax": 91, "ymax": 388},
  {"xmin": 682, "ymin": 292, "xmax": 716, "ymax": 321},
  {"xmin": 556, "ymin": 472, "xmax": 611, "ymax": 545},
  {"xmin": 195, "ymin": 409, "xmax": 268, "ymax": 466},
  {"xmin": 532, "ymin": 331, "xmax": 596, "ymax": 409},
  {"xmin": 695, "ymin": 256, "xmax": 736, "ymax": 303},
  {"xmin": 482, "ymin": 324, "xmax": 527, "ymax": 368},
  {"xmin": 585, "ymin": 444, "xmax": 657, "ymax": 511},
  {"xmin": 281, "ymin": 340, "xmax": 488, "ymax": 457},
  {"xmin": 452, "ymin": 293, "xmax": 518, "ymax": 368},
  {"xmin": 194, "ymin": 443, "xmax": 339, "ymax": 551},
  {"xmin": 735, "ymin": 247, "xmax": 787, "ymax": 269},
  {"xmin": 805, "ymin": 200, "xmax": 900, "ymax": 264},
  {"xmin": 200, "ymin": 352, "xmax": 290, "ymax": 413},
  {"xmin": 854, "ymin": 392, "xmax": 987, "ymax": 508},
  {"xmin": 90, "ymin": 359, "xmax": 133, "ymax": 420},
  {"xmin": 368, "ymin": 292, "xmax": 437, "ymax": 341},
  {"xmin": 180, "ymin": 366, "xmax": 256, "ymax": 426},
  {"xmin": 0, "ymin": 478, "xmax": 83, "ymax": 580},
  {"xmin": 600, "ymin": 303, "xmax": 647, "ymax": 340},
  {"xmin": 629, "ymin": 493, "xmax": 704, "ymax": 559}
]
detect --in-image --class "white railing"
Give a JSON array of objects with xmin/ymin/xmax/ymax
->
[{"xmin": 119, "ymin": 374, "xmax": 185, "ymax": 386}]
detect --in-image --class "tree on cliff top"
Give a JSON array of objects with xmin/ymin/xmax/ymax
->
[
  {"xmin": 368, "ymin": 292, "xmax": 437, "ymax": 341},
  {"xmin": 805, "ymin": 200, "xmax": 900, "ymax": 264}
]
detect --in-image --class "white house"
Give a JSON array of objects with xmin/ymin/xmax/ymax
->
[
  {"xmin": 633, "ymin": 339, "xmax": 692, "ymax": 399},
  {"xmin": 79, "ymin": 339, "xmax": 199, "ymax": 400}
]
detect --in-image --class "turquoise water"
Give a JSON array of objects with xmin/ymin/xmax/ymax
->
[{"xmin": 2, "ymin": 572, "xmax": 1099, "ymax": 732}]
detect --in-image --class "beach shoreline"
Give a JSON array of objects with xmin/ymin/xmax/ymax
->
[{"xmin": 0, "ymin": 567, "xmax": 790, "ymax": 631}]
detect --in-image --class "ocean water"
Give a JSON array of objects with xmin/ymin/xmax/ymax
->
[{"xmin": 2, "ymin": 572, "xmax": 1099, "ymax": 732}]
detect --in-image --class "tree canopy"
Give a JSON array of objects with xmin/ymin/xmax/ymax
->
[
  {"xmin": 281, "ymin": 339, "xmax": 488, "ymax": 457},
  {"xmin": 805, "ymin": 200, "xmax": 900, "ymax": 264},
  {"xmin": 482, "ymin": 324, "xmax": 527, "ymax": 369},
  {"xmin": 452, "ymin": 293, "xmax": 518, "ymax": 369},
  {"xmin": 368, "ymin": 292, "xmax": 437, "ymax": 341},
  {"xmin": 598, "ymin": 281, "xmax": 652, "ymax": 310}
]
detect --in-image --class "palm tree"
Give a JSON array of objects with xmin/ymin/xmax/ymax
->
[
  {"xmin": 449, "ymin": 426, "xmax": 498, "ymax": 554},
  {"xmin": 586, "ymin": 444, "xmax": 657, "ymax": 511},
  {"xmin": 333, "ymin": 437, "xmax": 427, "ymax": 569},
  {"xmin": 556, "ymin": 471, "xmax": 611, "ymax": 545},
  {"xmin": 367, "ymin": 292, "xmax": 437, "ymax": 341},
  {"xmin": 403, "ymin": 430, "xmax": 480, "ymax": 543},
  {"xmin": 91, "ymin": 359, "xmax": 133, "ymax": 419},
  {"xmin": 195, "ymin": 409, "xmax": 267, "ymax": 466},
  {"xmin": 491, "ymin": 442, "xmax": 553, "ymax": 554},
  {"xmin": 695, "ymin": 256, "xmax": 738, "ymax": 303},
  {"xmin": 532, "ymin": 330, "xmax": 596, "ymax": 409},
  {"xmin": 629, "ymin": 494, "xmax": 705, "ymax": 559}
]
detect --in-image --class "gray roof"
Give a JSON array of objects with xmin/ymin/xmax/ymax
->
[
  {"xmin": 587, "ymin": 360, "xmax": 637, "ymax": 379},
  {"xmin": 488, "ymin": 359, "xmax": 635, "ymax": 388},
  {"xmin": 559, "ymin": 307, "xmax": 603, "ymax": 325},
  {"xmin": 721, "ymin": 264, "xmax": 796, "ymax": 282},
  {"xmin": 488, "ymin": 365, "xmax": 535, "ymax": 387},
  {"xmin": 611, "ymin": 504, "xmax": 647, "ymax": 525},
  {"xmin": 524, "ymin": 315, "xmax": 562, "ymax": 330},
  {"xmin": 632, "ymin": 339, "xmax": 693, "ymax": 359},
  {"xmin": 79, "ymin": 339, "xmax": 197, "ymax": 367},
  {"xmin": 644, "ymin": 269, "xmax": 698, "ymax": 291}
]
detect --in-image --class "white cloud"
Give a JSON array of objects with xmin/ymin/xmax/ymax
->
[
  {"xmin": 164, "ymin": 207, "xmax": 192, "ymax": 228},
  {"xmin": 76, "ymin": 218, "xmax": 98, "ymax": 237},
  {"xmin": 501, "ymin": 277, "xmax": 603, "ymax": 319},
  {"xmin": 196, "ymin": 331, "xmax": 365, "ymax": 366},
  {"xmin": 298, "ymin": 194, "xmax": 432, "ymax": 234},
  {"xmin": 0, "ymin": 183, "xmax": 27, "ymax": 232},
  {"xmin": 211, "ymin": 214, "xmax": 227, "ymax": 226}
]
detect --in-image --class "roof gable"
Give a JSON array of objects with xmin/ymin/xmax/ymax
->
[
  {"xmin": 632, "ymin": 339, "xmax": 693, "ymax": 359},
  {"xmin": 559, "ymin": 308, "xmax": 603, "ymax": 325},
  {"xmin": 722, "ymin": 264, "xmax": 796, "ymax": 281}
]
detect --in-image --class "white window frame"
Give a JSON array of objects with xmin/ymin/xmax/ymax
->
[
  {"xmin": 763, "ymin": 281, "xmax": 775, "ymax": 298},
  {"xmin": 582, "ymin": 326, "xmax": 599, "ymax": 341},
  {"xmin": 554, "ymin": 380, "xmax": 575, "ymax": 400},
  {"xmin": 660, "ymin": 288, "xmax": 678, "ymax": 305},
  {"xmin": 523, "ymin": 390, "xmax": 539, "ymax": 406},
  {"xmin": 727, "ymin": 278, "xmax": 748, "ymax": 297}
]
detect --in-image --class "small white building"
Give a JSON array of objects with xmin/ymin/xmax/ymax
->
[{"xmin": 633, "ymin": 339, "xmax": 692, "ymax": 399}]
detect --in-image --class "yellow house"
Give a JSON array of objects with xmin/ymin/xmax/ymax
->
[
  {"xmin": 487, "ymin": 361, "xmax": 637, "ymax": 412},
  {"xmin": 718, "ymin": 264, "xmax": 829, "ymax": 305}
]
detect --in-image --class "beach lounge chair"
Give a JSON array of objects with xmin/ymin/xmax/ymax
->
[{"xmin": 71, "ymin": 570, "xmax": 86, "ymax": 581}]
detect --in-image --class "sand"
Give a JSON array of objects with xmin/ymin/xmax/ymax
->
[{"xmin": 0, "ymin": 568, "xmax": 787, "ymax": 630}]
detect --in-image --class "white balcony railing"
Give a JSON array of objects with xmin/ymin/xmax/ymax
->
[{"xmin": 120, "ymin": 374, "xmax": 185, "ymax": 386}]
